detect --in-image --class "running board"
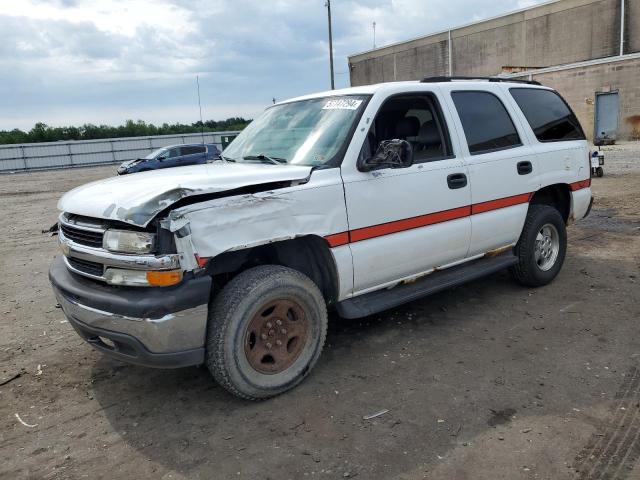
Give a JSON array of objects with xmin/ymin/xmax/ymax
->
[{"xmin": 336, "ymin": 254, "xmax": 518, "ymax": 319}]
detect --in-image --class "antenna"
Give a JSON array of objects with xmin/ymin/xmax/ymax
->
[
  {"xmin": 373, "ymin": 21, "xmax": 376, "ymax": 49},
  {"xmin": 196, "ymin": 75, "xmax": 205, "ymax": 144}
]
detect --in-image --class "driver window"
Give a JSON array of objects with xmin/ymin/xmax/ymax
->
[{"xmin": 360, "ymin": 94, "xmax": 453, "ymax": 164}]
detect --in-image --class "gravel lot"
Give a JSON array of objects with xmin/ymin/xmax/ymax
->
[{"xmin": 1, "ymin": 146, "xmax": 639, "ymax": 480}]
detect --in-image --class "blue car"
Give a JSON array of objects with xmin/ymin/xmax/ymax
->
[{"xmin": 117, "ymin": 143, "xmax": 220, "ymax": 175}]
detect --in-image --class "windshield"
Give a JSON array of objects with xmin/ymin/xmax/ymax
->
[
  {"xmin": 144, "ymin": 147, "xmax": 167, "ymax": 159},
  {"xmin": 223, "ymin": 95, "xmax": 369, "ymax": 167}
]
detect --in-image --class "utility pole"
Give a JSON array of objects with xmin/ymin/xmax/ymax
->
[
  {"xmin": 373, "ymin": 21, "xmax": 376, "ymax": 49},
  {"xmin": 325, "ymin": 0, "xmax": 335, "ymax": 89},
  {"xmin": 196, "ymin": 75, "xmax": 204, "ymax": 143}
]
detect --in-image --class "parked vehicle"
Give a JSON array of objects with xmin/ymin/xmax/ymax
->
[
  {"xmin": 116, "ymin": 143, "xmax": 220, "ymax": 174},
  {"xmin": 50, "ymin": 77, "xmax": 593, "ymax": 400}
]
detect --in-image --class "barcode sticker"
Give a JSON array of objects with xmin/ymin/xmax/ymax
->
[{"xmin": 323, "ymin": 99, "xmax": 363, "ymax": 110}]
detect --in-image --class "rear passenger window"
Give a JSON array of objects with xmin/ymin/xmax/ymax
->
[
  {"xmin": 510, "ymin": 88, "xmax": 585, "ymax": 142},
  {"xmin": 181, "ymin": 146, "xmax": 206, "ymax": 155},
  {"xmin": 451, "ymin": 91, "xmax": 521, "ymax": 155}
]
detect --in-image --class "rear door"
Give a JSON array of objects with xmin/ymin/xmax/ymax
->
[
  {"xmin": 341, "ymin": 88, "xmax": 472, "ymax": 295},
  {"xmin": 443, "ymin": 84, "xmax": 539, "ymax": 256},
  {"xmin": 508, "ymin": 87, "xmax": 589, "ymax": 188},
  {"xmin": 178, "ymin": 145, "xmax": 207, "ymax": 166}
]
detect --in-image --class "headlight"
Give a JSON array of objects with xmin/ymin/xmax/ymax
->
[
  {"xmin": 104, "ymin": 268, "xmax": 182, "ymax": 287},
  {"xmin": 103, "ymin": 230, "xmax": 155, "ymax": 254}
]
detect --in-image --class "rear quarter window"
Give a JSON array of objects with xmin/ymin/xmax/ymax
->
[{"xmin": 509, "ymin": 88, "xmax": 585, "ymax": 142}]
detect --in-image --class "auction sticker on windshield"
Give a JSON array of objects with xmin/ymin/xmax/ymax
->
[{"xmin": 323, "ymin": 99, "xmax": 363, "ymax": 110}]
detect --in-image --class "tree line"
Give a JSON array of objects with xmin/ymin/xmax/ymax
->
[{"xmin": 0, "ymin": 118, "xmax": 251, "ymax": 145}]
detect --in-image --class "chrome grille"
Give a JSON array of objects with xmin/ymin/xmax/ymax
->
[{"xmin": 60, "ymin": 223, "xmax": 103, "ymax": 248}]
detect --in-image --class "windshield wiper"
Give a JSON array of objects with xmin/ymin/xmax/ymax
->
[
  {"xmin": 242, "ymin": 154, "xmax": 287, "ymax": 165},
  {"xmin": 218, "ymin": 155, "xmax": 236, "ymax": 162}
]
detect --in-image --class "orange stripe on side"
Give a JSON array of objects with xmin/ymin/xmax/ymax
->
[
  {"xmin": 569, "ymin": 179, "xmax": 591, "ymax": 191},
  {"xmin": 324, "ymin": 232, "xmax": 350, "ymax": 247},
  {"xmin": 323, "ymin": 191, "xmax": 542, "ymax": 248},
  {"xmin": 349, "ymin": 205, "xmax": 471, "ymax": 243},
  {"xmin": 471, "ymin": 193, "xmax": 532, "ymax": 215}
]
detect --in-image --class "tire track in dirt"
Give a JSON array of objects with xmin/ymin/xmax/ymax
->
[{"xmin": 574, "ymin": 366, "xmax": 640, "ymax": 479}]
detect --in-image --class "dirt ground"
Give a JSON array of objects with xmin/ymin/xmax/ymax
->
[{"xmin": 1, "ymin": 148, "xmax": 639, "ymax": 480}]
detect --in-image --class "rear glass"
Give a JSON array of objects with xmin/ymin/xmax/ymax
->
[{"xmin": 510, "ymin": 88, "xmax": 585, "ymax": 142}]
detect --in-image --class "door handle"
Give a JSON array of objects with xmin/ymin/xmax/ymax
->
[
  {"xmin": 447, "ymin": 173, "xmax": 467, "ymax": 189},
  {"xmin": 517, "ymin": 161, "xmax": 533, "ymax": 175}
]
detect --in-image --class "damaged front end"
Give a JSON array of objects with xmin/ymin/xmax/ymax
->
[
  {"xmin": 49, "ymin": 210, "xmax": 212, "ymax": 368},
  {"xmin": 48, "ymin": 162, "xmax": 331, "ymax": 367}
]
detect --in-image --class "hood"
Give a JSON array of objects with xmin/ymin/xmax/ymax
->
[
  {"xmin": 119, "ymin": 158, "xmax": 145, "ymax": 168},
  {"xmin": 58, "ymin": 162, "xmax": 313, "ymax": 227}
]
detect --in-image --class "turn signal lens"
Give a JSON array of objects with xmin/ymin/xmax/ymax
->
[
  {"xmin": 104, "ymin": 268, "xmax": 183, "ymax": 287},
  {"xmin": 146, "ymin": 270, "xmax": 183, "ymax": 287}
]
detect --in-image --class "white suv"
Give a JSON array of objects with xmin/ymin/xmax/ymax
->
[{"xmin": 50, "ymin": 77, "xmax": 593, "ymax": 399}]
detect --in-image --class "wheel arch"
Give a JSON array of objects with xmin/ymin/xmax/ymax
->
[
  {"xmin": 529, "ymin": 184, "xmax": 571, "ymax": 224},
  {"xmin": 205, "ymin": 235, "xmax": 340, "ymax": 305}
]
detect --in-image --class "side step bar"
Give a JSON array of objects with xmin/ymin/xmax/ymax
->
[{"xmin": 336, "ymin": 254, "xmax": 518, "ymax": 319}]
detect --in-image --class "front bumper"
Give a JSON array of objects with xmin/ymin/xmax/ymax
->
[{"xmin": 49, "ymin": 256, "xmax": 211, "ymax": 368}]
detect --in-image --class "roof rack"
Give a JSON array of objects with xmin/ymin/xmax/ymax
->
[{"xmin": 420, "ymin": 76, "xmax": 541, "ymax": 86}]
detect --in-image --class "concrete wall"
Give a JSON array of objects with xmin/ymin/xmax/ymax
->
[
  {"xmin": 525, "ymin": 57, "xmax": 640, "ymax": 140},
  {"xmin": 348, "ymin": 0, "xmax": 640, "ymax": 140},
  {"xmin": 349, "ymin": 0, "xmax": 635, "ymax": 84},
  {"xmin": 627, "ymin": 0, "xmax": 640, "ymax": 53}
]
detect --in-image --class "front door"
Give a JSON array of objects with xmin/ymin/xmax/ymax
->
[{"xmin": 341, "ymin": 91, "xmax": 472, "ymax": 295}]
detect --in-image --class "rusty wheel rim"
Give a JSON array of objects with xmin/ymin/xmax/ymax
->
[{"xmin": 244, "ymin": 299, "xmax": 309, "ymax": 374}]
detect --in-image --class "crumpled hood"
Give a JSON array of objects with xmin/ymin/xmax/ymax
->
[
  {"xmin": 58, "ymin": 162, "xmax": 313, "ymax": 227},
  {"xmin": 119, "ymin": 158, "xmax": 145, "ymax": 168}
]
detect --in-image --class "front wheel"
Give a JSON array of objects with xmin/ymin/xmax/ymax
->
[
  {"xmin": 510, "ymin": 205, "xmax": 567, "ymax": 287},
  {"xmin": 205, "ymin": 265, "xmax": 327, "ymax": 400}
]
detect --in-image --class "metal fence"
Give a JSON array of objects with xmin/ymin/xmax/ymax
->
[{"xmin": 0, "ymin": 131, "xmax": 240, "ymax": 173}]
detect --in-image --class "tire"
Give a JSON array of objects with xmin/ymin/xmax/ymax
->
[
  {"xmin": 510, "ymin": 205, "xmax": 567, "ymax": 287},
  {"xmin": 596, "ymin": 167, "xmax": 604, "ymax": 178},
  {"xmin": 205, "ymin": 265, "xmax": 327, "ymax": 400}
]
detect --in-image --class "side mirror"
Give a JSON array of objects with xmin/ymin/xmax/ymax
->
[{"xmin": 358, "ymin": 139, "xmax": 413, "ymax": 172}]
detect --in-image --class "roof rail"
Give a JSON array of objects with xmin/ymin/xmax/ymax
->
[{"xmin": 420, "ymin": 76, "xmax": 541, "ymax": 86}]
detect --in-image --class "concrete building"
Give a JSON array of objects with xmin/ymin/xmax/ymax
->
[{"xmin": 348, "ymin": 0, "xmax": 640, "ymax": 142}]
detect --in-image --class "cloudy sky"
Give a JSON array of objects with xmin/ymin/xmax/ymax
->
[{"xmin": 0, "ymin": 0, "xmax": 545, "ymax": 130}]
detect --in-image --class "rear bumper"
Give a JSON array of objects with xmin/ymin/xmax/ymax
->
[
  {"xmin": 584, "ymin": 196, "xmax": 594, "ymax": 219},
  {"xmin": 571, "ymin": 187, "xmax": 593, "ymax": 221},
  {"xmin": 49, "ymin": 256, "xmax": 211, "ymax": 368}
]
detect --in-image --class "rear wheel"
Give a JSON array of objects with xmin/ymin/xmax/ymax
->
[
  {"xmin": 205, "ymin": 265, "xmax": 327, "ymax": 400},
  {"xmin": 510, "ymin": 205, "xmax": 567, "ymax": 287}
]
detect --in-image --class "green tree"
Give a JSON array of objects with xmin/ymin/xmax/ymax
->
[{"xmin": 0, "ymin": 118, "xmax": 251, "ymax": 145}]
